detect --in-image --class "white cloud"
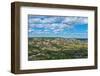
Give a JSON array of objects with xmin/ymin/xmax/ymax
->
[
  {"xmin": 44, "ymin": 29, "xmax": 49, "ymax": 32},
  {"xmin": 29, "ymin": 23, "xmax": 70, "ymax": 30},
  {"xmin": 64, "ymin": 33, "xmax": 87, "ymax": 35},
  {"xmin": 29, "ymin": 24, "xmax": 45, "ymax": 28},
  {"xmin": 28, "ymin": 28, "xmax": 34, "ymax": 33},
  {"xmin": 29, "ymin": 16, "xmax": 88, "ymax": 24},
  {"xmin": 42, "ymin": 17, "xmax": 57, "ymax": 23},
  {"xmin": 29, "ymin": 17, "xmax": 58, "ymax": 24},
  {"xmin": 63, "ymin": 17, "xmax": 88, "ymax": 25},
  {"xmin": 82, "ymin": 18, "xmax": 88, "ymax": 24},
  {"xmin": 35, "ymin": 30, "xmax": 43, "ymax": 34},
  {"xmin": 53, "ymin": 29, "xmax": 63, "ymax": 34},
  {"xmin": 29, "ymin": 16, "xmax": 88, "ymax": 30},
  {"xmin": 28, "ymin": 16, "xmax": 88, "ymax": 35},
  {"xmin": 29, "ymin": 18, "xmax": 41, "ymax": 24}
]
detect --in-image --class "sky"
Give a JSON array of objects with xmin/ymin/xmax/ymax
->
[{"xmin": 28, "ymin": 15, "xmax": 88, "ymax": 38}]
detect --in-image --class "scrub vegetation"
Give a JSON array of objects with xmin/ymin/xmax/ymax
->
[{"xmin": 28, "ymin": 37, "xmax": 88, "ymax": 61}]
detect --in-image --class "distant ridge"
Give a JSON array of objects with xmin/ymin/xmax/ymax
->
[{"xmin": 28, "ymin": 37, "xmax": 88, "ymax": 40}]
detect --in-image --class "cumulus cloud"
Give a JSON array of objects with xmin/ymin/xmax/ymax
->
[
  {"xmin": 28, "ymin": 15, "xmax": 88, "ymax": 36},
  {"xmin": 28, "ymin": 28, "xmax": 34, "ymax": 33},
  {"xmin": 28, "ymin": 16, "xmax": 65, "ymax": 24},
  {"xmin": 62, "ymin": 17, "xmax": 88, "ymax": 25},
  {"xmin": 29, "ymin": 23, "xmax": 70, "ymax": 32},
  {"xmin": 29, "ymin": 16, "xmax": 88, "ymax": 25},
  {"xmin": 53, "ymin": 29, "xmax": 64, "ymax": 34}
]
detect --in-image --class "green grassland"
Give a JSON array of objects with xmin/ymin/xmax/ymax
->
[{"xmin": 28, "ymin": 37, "xmax": 88, "ymax": 61}]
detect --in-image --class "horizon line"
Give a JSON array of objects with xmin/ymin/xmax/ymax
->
[{"xmin": 28, "ymin": 36, "xmax": 88, "ymax": 39}]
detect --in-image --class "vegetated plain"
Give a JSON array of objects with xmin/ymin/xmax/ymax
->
[{"xmin": 28, "ymin": 37, "xmax": 88, "ymax": 61}]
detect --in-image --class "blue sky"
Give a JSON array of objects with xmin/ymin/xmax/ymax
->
[{"xmin": 28, "ymin": 15, "xmax": 88, "ymax": 38}]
